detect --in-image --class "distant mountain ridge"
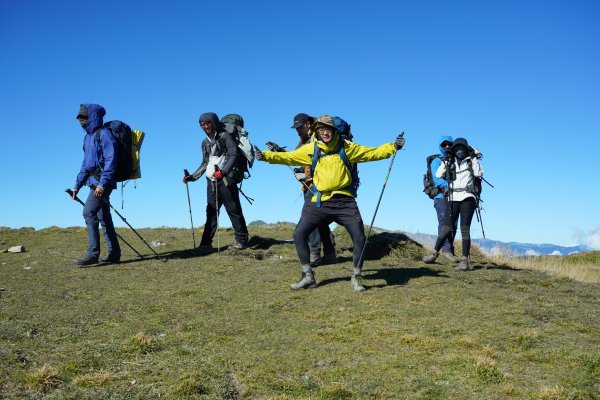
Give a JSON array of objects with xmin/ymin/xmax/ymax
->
[
  {"xmin": 248, "ymin": 221, "xmax": 587, "ymax": 256},
  {"xmin": 404, "ymin": 232, "xmax": 586, "ymax": 256}
]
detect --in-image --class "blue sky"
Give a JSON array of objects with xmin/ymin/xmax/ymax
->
[{"xmin": 1, "ymin": 0, "xmax": 599, "ymax": 249}]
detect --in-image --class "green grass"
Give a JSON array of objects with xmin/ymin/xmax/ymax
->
[{"xmin": 1, "ymin": 225, "xmax": 599, "ymax": 399}]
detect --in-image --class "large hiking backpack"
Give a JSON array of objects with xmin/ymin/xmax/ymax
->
[
  {"xmin": 331, "ymin": 116, "xmax": 360, "ymax": 196},
  {"xmin": 466, "ymin": 146, "xmax": 483, "ymax": 198},
  {"xmin": 95, "ymin": 120, "xmax": 145, "ymax": 182},
  {"xmin": 220, "ymin": 114, "xmax": 255, "ymax": 179},
  {"xmin": 423, "ymin": 154, "xmax": 442, "ymax": 199}
]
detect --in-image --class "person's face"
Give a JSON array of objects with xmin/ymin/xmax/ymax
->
[
  {"xmin": 78, "ymin": 117, "xmax": 87, "ymax": 129},
  {"xmin": 200, "ymin": 121, "xmax": 214, "ymax": 136},
  {"xmin": 295, "ymin": 121, "xmax": 311, "ymax": 142},
  {"xmin": 317, "ymin": 126, "xmax": 334, "ymax": 143},
  {"xmin": 441, "ymin": 140, "xmax": 452, "ymax": 151}
]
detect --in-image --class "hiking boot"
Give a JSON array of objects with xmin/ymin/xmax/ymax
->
[
  {"xmin": 309, "ymin": 252, "xmax": 322, "ymax": 265},
  {"xmin": 351, "ymin": 275, "xmax": 366, "ymax": 292},
  {"xmin": 73, "ymin": 255, "xmax": 99, "ymax": 266},
  {"xmin": 99, "ymin": 254, "xmax": 121, "ymax": 264},
  {"xmin": 441, "ymin": 252, "xmax": 460, "ymax": 262},
  {"xmin": 321, "ymin": 251, "xmax": 337, "ymax": 265},
  {"xmin": 193, "ymin": 245, "xmax": 213, "ymax": 255},
  {"xmin": 290, "ymin": 266, "xmax": 317, "ymax": 290},
  {"xmin": 422, "ymin": 251, "xmax": 438, "ymax": 264},
  {"xmin": 455, "ymin": 257, "xmax": 470, "ymax": 271},
  {"xmin": 227, "ymin": 242, "xmax": 246, "ymax": 251}
]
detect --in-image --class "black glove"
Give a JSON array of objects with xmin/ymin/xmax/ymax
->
[
  {"xmin": 254, "ymin": 145, "xmax": 264, "ymax": 161},
  {"xmin": 266, "ymin": 141, "xmax": 286, "ymax": 152},
  {"xmin": 395, "ymin": 133, "xmax": 405, "ymax": 150}
]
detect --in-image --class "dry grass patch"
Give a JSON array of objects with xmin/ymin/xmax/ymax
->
[
  {"xmin": 72, "ymin": 371, "xmax": 115, "ymax": 387},
  {"xmin": 24, "ymin": 364, "xmax": 62, "ymax": 393}
]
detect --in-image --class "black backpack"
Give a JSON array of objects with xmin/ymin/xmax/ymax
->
[
  {"xmin": 423, "ymin": 154, "xmax": 442, "ymax": 199},
  {"xmin": 95, "ymin": 120, "xmax": 134, "ymax": 182}
]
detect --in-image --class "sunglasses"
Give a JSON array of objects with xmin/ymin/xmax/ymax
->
[
  {"xmin": 441, "ymin": 141, "xmax": 452, "ymax": 147},
  {"xmin": 200, "ymin": 122, "xmax": 212, "ymax": 127}
]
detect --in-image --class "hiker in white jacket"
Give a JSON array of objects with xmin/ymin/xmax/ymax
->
[{"xmin": 423, "ymin": 137, "xmax": 484, "ymax": 270}]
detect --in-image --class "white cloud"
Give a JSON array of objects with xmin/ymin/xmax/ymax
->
[
  {"xmin": 550, "ymin": 250, "xmax": 562, "ymax": 256},
  {"xmin": 572, "ymin": 225, "xmax": 600, "ymax": 250},
  {"xmin": 525, "ymin": 250, "xmax": 541, "ymax": 256}
]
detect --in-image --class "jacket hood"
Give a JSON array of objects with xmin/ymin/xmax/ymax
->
[
  {"xmin": 81, "ymin": 104, "xmax": 106, "ymax": 134},
  {"xmin": 438, "ymin": 135, "xmax": 453, "ymax": 156},
  {"xmin": 199, "ymin": 112, "xmax": 224, "ymax": 134}
]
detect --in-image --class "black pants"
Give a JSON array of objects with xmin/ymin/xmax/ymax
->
[
  {"xmin": 293, "ymin": 195, "xmax": 365, "ymax": 275},
  {"xmin": 200, "ymin": 179, "xmax": 249, "ymax": 246},
  {"xmin": 434, "ymin": 197, "xmax": 477, "ymax": 257},
  {"xmin": 302, "ymin": 189, "xmax": 335, "ymax": 256}
]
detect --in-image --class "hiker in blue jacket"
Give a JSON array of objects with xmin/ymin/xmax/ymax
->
[
  {"xmin": 431, "ymin": 136, "xmax": 459, "ymax": 262},
  {"xmin": 70, "ymin": 104, "xmax": 121, "ymax": 266}
]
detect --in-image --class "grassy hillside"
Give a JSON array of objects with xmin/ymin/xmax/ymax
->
[{"xmin": 1, "ymin": 226, "xmax": 599, "ymax": 399}]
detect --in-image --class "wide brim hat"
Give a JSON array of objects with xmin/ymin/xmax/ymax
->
[{"xmin": 312, "ymin": 114, "xmax": 337, "ymax": 131}]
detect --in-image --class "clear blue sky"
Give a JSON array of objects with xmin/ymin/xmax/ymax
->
[{"xmin": 1, "ymin": 0, "xmax": 599, "ymax": 249}]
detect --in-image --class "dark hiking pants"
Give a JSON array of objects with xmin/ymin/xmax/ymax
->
[
  {"xmin": 293, "ymin": 195, "xmax": 365, "ymax": 275},
  {"xmin": 434, "ymin": 197, "xmax": 477, "ymax": 258},
  {"xmin": 302, "ymin": 189, "xmax": 335, "ymax": 256},
  {"xmin": 434, "ymin": 198, "xmax": 455, "ymax": 254},
  {"xmin": 200, "ymin": 179, "xmax": 249, "ymax": 247}
]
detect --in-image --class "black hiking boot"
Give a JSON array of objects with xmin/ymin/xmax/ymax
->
[
  {"xmin": 73, "ymin": 255, "xmax": 99, "ymax": 266},
  {"xmin": 227, "ymin": 242, "xmax": 246, "ymax": 251},
  {"xmin": 99, "ymin": 254, "xmax": 121, "ymax": 264}
]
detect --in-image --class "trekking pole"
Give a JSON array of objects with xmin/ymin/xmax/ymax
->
[
  {"xmin": 214, "ymin": 179, "xmax": 220, "ymax": 253},
  {"xmin": 356, "ymin": 132, "xmax": 403, "ymax": 268},
  {"xmin": 183, "ymin": 169, "xmax": 196, "ymax": 248},
  {"xmin": 265, "ymin": 142, "xmax": 313, "ymax": 192},
  {"xmin": 65, "ymin": 189, "xmax": 144, "ymax": 259}
]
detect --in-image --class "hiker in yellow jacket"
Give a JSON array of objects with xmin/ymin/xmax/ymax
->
[{"xmin": 255, "ymin": 115, "xmax": 405, "ymax": 292}]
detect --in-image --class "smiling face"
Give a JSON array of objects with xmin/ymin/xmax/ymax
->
[
  {"xmin": 200, "ymin": 121, "xmax": 214, "ymax": 136},
  {"xmin": 317, "ymin": 126, "xmax": 334, "ymax": 143}
]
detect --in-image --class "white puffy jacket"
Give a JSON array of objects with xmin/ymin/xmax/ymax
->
[{"xmin": 435, "ymin": 157, "xmax": 484, "ymax": 202}]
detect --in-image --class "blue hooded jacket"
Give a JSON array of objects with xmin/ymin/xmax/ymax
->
[
  {"xmin": 431, "ymin": 135, "xmax": 453, "ymax": 199},
  {"xmin": 75, "ymin": 104, "xmax": 117, "ymax": 190}
]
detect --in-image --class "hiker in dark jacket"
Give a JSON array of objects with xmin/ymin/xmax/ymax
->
[
  {"xmin": 430, "ymin": 135, "xmax": 459, "ymax": 262},
  {"xmin": 423, "ymin": 137, "xmax": 483, "ymax": 270},
  {"xmin": 183, "ymin": 112, "xmax": 249, "ymax": 254},
  {"xmin": 71, "ymin": 104, "xmax": 121, "ymax": 266}
]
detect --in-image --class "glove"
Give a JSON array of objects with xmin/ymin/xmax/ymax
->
[
  {"xmin": 266, "ymin": 141, "xmax": 286, "ymax": 152},
  {"xmin": 294, "ymin": 171, "xmax": 306, "ymax": 181},
  {"xmin": 213, "ymin": 171, "xmax": 224, "ymax": 180},
  {"xmin": 395, "ymin": 133, "xmax": 405, "ymax": 150},
  {"xmin": 254, "ymin": 145, "xmax": 264, "ymax": 161},
  {"xmin": 182, "ymin": 175, "xmax": 193, "ymax": 184}
]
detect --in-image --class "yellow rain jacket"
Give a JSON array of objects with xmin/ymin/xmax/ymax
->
[{"xmin": 263, "ymin": 135, "xmax": 396, "ymax": 203}]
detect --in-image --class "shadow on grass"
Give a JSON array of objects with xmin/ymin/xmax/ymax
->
[
  {"xmin": 317, "ymin": 266, "xmax": 448, "ymax": 289},
  {"xmin": 246, "ymin": 235, "xmax": 294, "ymax": 250}
]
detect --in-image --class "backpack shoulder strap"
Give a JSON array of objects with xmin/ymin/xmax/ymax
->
[
  {"xmin": 310, "ymin": 141, "xmax": 320, "ymax": 176},
  {"xmin": 337, "ymin": 140, "xmax": 352, "ymax": 171}
]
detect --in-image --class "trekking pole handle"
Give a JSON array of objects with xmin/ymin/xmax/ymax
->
[
  {"xmin": 65, "ymin": 188, "xmax": 85, "ymax": 206},
  {"xmin": 184, "ymin": 169, "xmax": 190, "ymax": 177}
]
